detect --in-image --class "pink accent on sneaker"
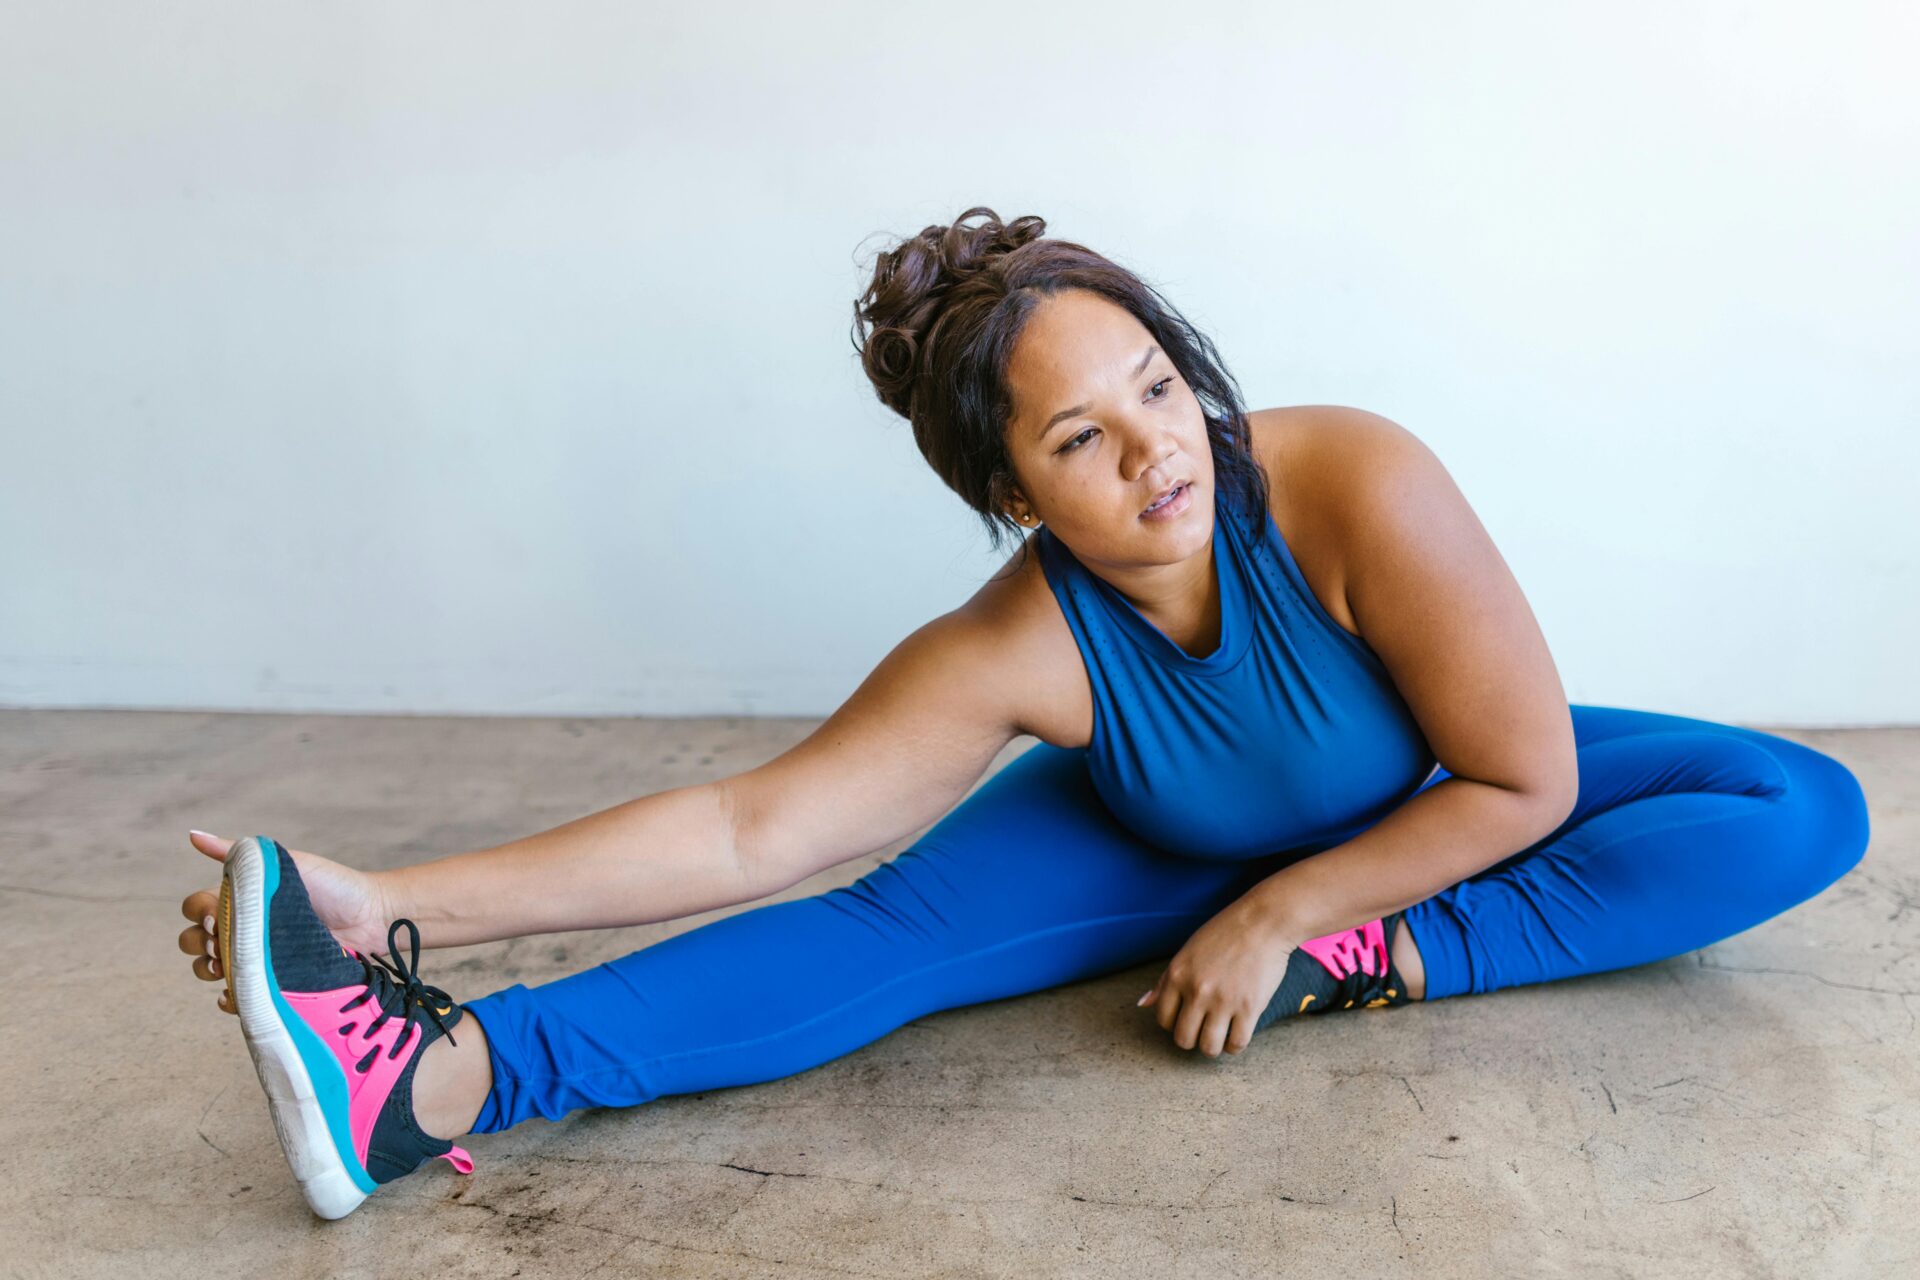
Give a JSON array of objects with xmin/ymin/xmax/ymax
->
[
  {"xmin": 439, "ymin": 1147, "xmax": 474, "ymax": 1173},
  {"xmin": 1298, "ymin": 918, "xmax": 1390, "ymax": 980},
  {"xmin": 283, "ymin": 984, "xmax": 429, "ymax": 1170}
]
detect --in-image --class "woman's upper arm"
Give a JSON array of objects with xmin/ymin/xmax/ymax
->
[
  {"xmin": 723, "ymin": 609, "xmax": 1025, "ymax": 896},
  {"xmin": 1323, "ymin": 406, "xmax": 1578, "ymax": 814}
]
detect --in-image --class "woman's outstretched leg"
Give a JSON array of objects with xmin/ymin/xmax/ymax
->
[
  {"xmin": 208, "ymin": 743, "xmax": 1311, "ymax": 1219},
  {"xmin": 1401, "ymin": 703, "xmax": 1872, "ymax": 999},
  {"xmin": 459, "ymin": 742, "xmax": 1288, "ymax": 1133}
]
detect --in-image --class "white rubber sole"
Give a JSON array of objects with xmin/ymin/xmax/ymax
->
[{"xmin": 223, "ymin": 835, "xmax": 373, "ymax": 1221}]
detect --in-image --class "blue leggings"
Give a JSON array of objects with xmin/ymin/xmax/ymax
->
[{"xmin": 463, "ymin": 704, "xmax": 1870, "ymax": 1132}]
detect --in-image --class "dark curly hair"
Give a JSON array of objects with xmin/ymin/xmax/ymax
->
[{"xmin": 849, "ymin": 205, "xmax": 1272, "ymax": 564}]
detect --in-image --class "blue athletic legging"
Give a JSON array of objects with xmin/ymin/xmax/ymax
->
[{"xmin": 462, "ymin": 703, "xmax": 1870, "ymax": 1132}]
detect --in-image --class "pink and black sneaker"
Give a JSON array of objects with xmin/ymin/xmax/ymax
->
[
  {"xmin": 217, "ymin": 835, "xmax": 474, "ymax": 1219},
  {"xmin": 1253, "ymin": 911, "xmax": 1415, "ymax": 1034}
]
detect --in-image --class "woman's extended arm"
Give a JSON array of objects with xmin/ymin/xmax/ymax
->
[
  {"xmin": 379, "ymin": 608, "xmax": 1023, "ymax": 947},
  {"xmin": 375, "ymin": 780, "xmax": 751, "ymax": 948},
  {"xmin": 180, "ymin": 608, "xmax": 1027, "ymax": 979}
]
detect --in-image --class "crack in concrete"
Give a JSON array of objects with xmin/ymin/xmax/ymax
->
[
  {"xmin": 722, "ymin": 1161, "xmax": 809, "ymax": 1179},
  {"xmin": 528, "ymin": 1151, "xmax": 895, "ymax": 1196},
  {"xmin": 1066, "ymin": 1191, "xmax": 1267, "ymax": 1211},
  {"xmin": 195, "ymin": 1084, "xmax": 229, "ymax": 1157},
  {"xmin": 1854, "ymin": 871, "xmax": 1920, "ymax": 924},
  {"xmin": 714, "ymin": 1174, "xmax": 772, "ymax": 1234},
  {"xmin": 1694, "ymin": 953, "xmax": 1920, "ymax": 997}
]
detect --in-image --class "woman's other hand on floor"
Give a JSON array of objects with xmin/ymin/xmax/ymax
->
[{"xmin": 1138, "ymin": 896, "xmax": 1298, "ymax": 1058}]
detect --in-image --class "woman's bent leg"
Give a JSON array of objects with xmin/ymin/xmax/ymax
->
[
  {"xmin": 1402, "ymin": 703, "xmax": 1872, "ymax": 1000},
  {"xmin": 462, "ymin": 744, "xmax": 1285, "ymax": 1132}
]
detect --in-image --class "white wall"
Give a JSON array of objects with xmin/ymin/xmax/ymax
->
[{"xmin": 2, "ymin": 2, "xmax": 1914, "ymax": 726}]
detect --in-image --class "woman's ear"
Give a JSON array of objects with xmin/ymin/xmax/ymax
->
[{"xmin": 990, "ymin": 469, "xmax": 1037, "ymax": 527}]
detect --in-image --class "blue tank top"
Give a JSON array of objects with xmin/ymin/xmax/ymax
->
[{"xmin": 1033, "ymin": 482, "xmax": 1437, "ymax": 862}]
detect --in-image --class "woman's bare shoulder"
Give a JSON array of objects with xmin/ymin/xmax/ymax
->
[
  {"xmin": 951, "ymin": 531, "xmax": 1096, "ymax": 750},
  {"xmin": 1245, "ymin": 404, "xmax": 1327, "ymax": 505},
  {"xmin": 1246, "ymin": 404, "xmax": 1388, "ymax": 639}
]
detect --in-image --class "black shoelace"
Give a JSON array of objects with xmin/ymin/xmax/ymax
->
[
  {"xmin": 1331, "ymin": 963, "xmax": 1398, "ymax": 1009},
  {"xmin": 1325, "ymin": 919, "xmax": 1406, "ymax": 1010},
  {"xmin": 338, "ymin": 918, "xmax": 460, "ymax": 1065}
]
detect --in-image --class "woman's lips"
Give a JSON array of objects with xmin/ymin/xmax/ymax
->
[{"xmin": 1140, "ymin": 481, "xmax": 1193, "ymax": 521}]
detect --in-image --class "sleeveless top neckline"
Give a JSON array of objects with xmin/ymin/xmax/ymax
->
[{"xmin": 1034, "ymin": 491, "xmax": 1257, "ymax": 678}]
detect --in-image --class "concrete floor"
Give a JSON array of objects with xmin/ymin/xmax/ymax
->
[{"xmin": 1, "ymin": 709, "xmax": 1914, "ymax": 1278}]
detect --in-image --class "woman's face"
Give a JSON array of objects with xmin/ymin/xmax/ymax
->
[{"xmin": 1001, "ymin": 288, "xmax": 1216, "ymax": 570}]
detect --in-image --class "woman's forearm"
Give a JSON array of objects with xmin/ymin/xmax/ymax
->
[
  {"xmin": 1243, "ymin": 775, "xmax": 1571, "ymax": 945},
  {"xmin": 374, "ymin": 781, "xmax": 752, "ymax": 948}
]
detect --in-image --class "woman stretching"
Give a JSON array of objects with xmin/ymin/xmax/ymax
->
[{"xmin": 176, "ymin": 207, "xmax": 1872, "ymax": 1220}]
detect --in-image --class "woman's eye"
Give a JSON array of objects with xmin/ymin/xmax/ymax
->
[{"xmin": 1058, "ymin": 379, "xmax": 1175, "ymax": 454}]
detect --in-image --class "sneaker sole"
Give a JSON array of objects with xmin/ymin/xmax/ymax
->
[{"xmin": 222, "ymin": 835, "xmax": 376, "ymax": 1220}]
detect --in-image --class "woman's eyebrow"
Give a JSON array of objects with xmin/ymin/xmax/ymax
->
[{"xmin": 1036, "ymin": 344, "xmax": 1161, "ymax": 442}]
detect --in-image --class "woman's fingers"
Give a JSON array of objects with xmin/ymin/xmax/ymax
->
[
  {"xmin": 1165, "ymin": 995, "xmax": 1188, "ymax": 1039},
  {"xmin": 1197, "ymin": 1010, "xmax": 1233, "ymax": 1058},
  {"xmin": 1143, "ymin": 980, "xmax": 1254, "ymax": 1057},
  {"xmin": 180, "ymin": 839, "xmax": 234, "ymax": 1005},
  {"xmin": 179, "ymin": 885, "xmax": 222, "ymax": 969},
  {"xmin": 186, "ymin": 936, "xmax": 223, "ymax": 974},
  {"xmin": 1224, "ymin": 1013, "xmax": 1252, "ymax": 1055}
]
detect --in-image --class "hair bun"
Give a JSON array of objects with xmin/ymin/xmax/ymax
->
[
  {"xmin": 922, "ymin": 206, "xmax": 1048, "ymax": 276},
  {"xmin": 852, "ymin": 207, "xmax": 1046, "ymax": 418}
]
